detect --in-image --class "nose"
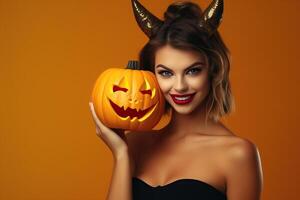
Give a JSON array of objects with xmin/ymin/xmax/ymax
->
[{"xmin": 174, "ymin": 76, "xmax": 188, "ymax": 93}]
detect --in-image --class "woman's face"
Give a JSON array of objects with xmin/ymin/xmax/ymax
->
[{"xmin": 154, "ymin": 44, "xmax": 210, "ymax": 115}]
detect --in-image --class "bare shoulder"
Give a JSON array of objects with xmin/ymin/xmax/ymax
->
[
  {"xmin": 225, "ymin": 135, "xmax": 263, "ymax": 180},
  {"xmin": 206, "ymin": 125, "xmax": 262, "ymax": 175},
  {"xmin": 207, "ymin": 123, "xmax": 260, "ymax": 160},
  {"xmin": 219, "ymin": 135, "xmax": 263, "ymax": 198},
  {"xmin": 214, "ymin": 133, "xmax": 261, "ymax": 166},
  {"xmin": 222, "ymin": 136, "xmax": 261, "ymax": 164}
]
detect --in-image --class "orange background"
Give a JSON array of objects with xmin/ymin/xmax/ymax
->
[{"xmin": 1, "ymin": 0, "xmax": 299, "ymax": 199}]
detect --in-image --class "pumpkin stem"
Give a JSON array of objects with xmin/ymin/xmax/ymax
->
[{"xmin": 126, "ymin": 60, "xmax": 141, "ymax": 70}]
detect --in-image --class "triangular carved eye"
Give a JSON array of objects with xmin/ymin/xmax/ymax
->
[
  {"xmin": 141, "ymin": 89, "xmax": 152, "ymax": 96},
  {"xmin": 113, "ymin": 85, "xmax": 128, "ymax": 92}
]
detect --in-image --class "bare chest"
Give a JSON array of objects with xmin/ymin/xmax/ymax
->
[{"xmin": 134, "ymin": 137, "xmax": 227, "ymax": 193}]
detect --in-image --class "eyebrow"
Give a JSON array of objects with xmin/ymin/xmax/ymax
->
[{"xmin": 155, "ymin": 61, "xmax": 205, "ymax": 72}]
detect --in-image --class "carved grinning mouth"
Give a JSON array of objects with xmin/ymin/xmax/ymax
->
[{"xmin": 109, "ymin": 99, "xmax": 156, "ymax": 119}]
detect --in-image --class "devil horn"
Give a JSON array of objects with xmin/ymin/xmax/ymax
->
[
  {"xmin": 199, "ymin": 0, "xmax": 224, "ymax": 35},
  {"xmin": 131, "ymin": 0, "xmax": 163, "ymax": 38}
]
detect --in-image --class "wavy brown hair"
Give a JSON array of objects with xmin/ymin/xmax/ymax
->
[{"xmin": 138, "ymin": 1, "xmax": 235, "ymax": 122}]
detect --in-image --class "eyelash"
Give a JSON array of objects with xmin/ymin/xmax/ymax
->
[
  {"xmin": 158, "ymin": 71, "xmax": 172, "ymax": 77},
  {"xmin": 187, "ymin": 68, "xmax": 202, "ymax": 75},
  {"xmin": 158, "ymin": 67, "xmax": 202, "ymax": 77}
]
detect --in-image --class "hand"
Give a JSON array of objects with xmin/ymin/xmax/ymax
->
[{"xmin": 89, "ymin": 102, "xmax": 128, "ymax": 157}]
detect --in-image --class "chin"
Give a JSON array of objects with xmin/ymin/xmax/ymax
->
[{"xmin": 172, "ymin": 106, "xmax": 195, "ymax": 115}]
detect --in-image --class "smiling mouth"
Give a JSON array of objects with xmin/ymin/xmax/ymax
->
[
  {"xmin": 170, "ymin": 92, "xmax": 196, "ymax": 105},
  {"xmin": 109, "ymin": 99, "xmax": 156, "ymax": 120}
]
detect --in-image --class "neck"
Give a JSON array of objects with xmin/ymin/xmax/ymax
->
[{"xmin": 161, "ymin": 99, "xmax": 220, "ymax": 141}]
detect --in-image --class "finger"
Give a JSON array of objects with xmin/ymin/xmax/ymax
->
[
  {"xmin": 89, "ymin": 102, "xmax": 114, "ymax": 134},
  {"xmin": 89, "ymin": 102, "xmax": 103, "ymax": 126},
  {"xmin": 89, "ymin": 102, "xmax": 126, "ymax": 142},
  {"xmin": 95, "ymin": 127, "xmax": 101, "ymax": 135}
]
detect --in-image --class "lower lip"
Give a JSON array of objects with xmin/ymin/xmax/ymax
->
[{"xmin": 170, "ymin": 93, "xmax": 196, "ymax": 105}]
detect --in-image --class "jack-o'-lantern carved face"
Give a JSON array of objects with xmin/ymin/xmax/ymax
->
[{"xmin": 92, "ymin": 67, "xmax": 165, "ymax": 131}]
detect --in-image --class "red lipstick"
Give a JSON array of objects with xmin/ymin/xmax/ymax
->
[{"xmin": 170, "ymin": 93, "xmax": 196, "ymax": 105}]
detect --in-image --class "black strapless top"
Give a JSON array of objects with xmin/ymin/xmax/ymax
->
[{"xmin": 132, "ymin": 177, "xmax": 227, "ymax": 200}]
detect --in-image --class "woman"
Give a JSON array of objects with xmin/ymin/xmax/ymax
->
[{"xmin": 89, "ymin": 0, "xmax": 263, "ymax": 199}]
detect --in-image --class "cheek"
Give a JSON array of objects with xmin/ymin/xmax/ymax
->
[
  {"xmin": 156, "ymin": 77, "xmax": 173, "ymax": 94},
  {"xmin": 189, "ymin": 76, "xmax": 210, "ymax": 92}
]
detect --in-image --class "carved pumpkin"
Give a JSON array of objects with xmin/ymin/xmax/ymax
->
[{"xmin": 91, "ymin": 61, "xmax": 165, "ymax": 131}]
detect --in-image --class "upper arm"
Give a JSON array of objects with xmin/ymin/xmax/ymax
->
[
  {"xmin": 125, "ymin": 131, "xmax": 144, "ymax": 176},
  {"xmin": 224, "ymin": 138, "xmax": 264, "ymax": 200},
  {"xmin": 126, "ymin": 132, "xmax": 138, "ymax": 176}
]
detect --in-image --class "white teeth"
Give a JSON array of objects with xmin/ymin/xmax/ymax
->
[{"xmin": 174, "ymin": 96, "xmax": 190, "ymax": 100}]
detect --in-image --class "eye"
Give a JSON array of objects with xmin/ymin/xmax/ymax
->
[
  {"xmin": 113, "ymin": 85, "xmax": 128, "ymax": 92},
  {"xmin": 158, "ymin": 70, "xmax": 173, "ymax": 77},
  {"xmin": 186, "ymin": 67, "xmax": 202, "ymax": 75},
  {"xmin": 140, "ymin": 89, "xmax": 152, "ymax": 96}
]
